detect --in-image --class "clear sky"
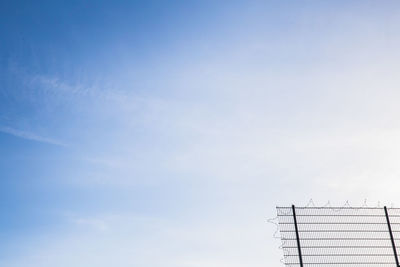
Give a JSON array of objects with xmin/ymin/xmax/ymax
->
[{"xmin": 2, "ymin": 1, "xmax": 400, "ymax": 266}]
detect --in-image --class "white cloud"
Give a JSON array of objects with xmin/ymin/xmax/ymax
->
[
  {"xmin": 70, "ymin": 217, "xmax": 108, "ymax": 232},
  {"xmin": 0, "ymin": 125, "xmax": 67, "ymax": 147}
]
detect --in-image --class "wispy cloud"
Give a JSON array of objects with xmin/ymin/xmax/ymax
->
[
  {"xmin": 70, "ymin": 217, "xmax": 108, "ymax": 231},
  {"xmin": 0, "ymin": 126, "xmax": 67, "ymax": 147}
]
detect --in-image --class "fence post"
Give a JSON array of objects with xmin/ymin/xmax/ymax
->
[
  {"xmin": 292, "ymin": 205, "xmax": 304, "ymax": 267},
  {"xmin": 384, "ymin": 206, "xmax": 399, "ymax": 267}
]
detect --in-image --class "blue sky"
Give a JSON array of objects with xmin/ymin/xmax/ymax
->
[{"xmin": 2, "ymin": 1, "xmax": 400, "ymax": 266}]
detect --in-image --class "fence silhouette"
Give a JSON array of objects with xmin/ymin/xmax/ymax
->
[{"xmin": 276, "ymin": 205, "xmax": 400, "ymax": 267}]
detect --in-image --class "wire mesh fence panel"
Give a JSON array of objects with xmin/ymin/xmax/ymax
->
[{"xmin": 276, "ymin": 206, "xmax": 400, "ymax": 267}]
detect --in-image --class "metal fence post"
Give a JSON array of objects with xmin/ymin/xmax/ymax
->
[
  {"xmin": 292, "ymin": 205, "xmax": 304, "ymax": 267},
  {"xmin": 384, "ymin": 206, "xmax": 399, "ymax": 267}
]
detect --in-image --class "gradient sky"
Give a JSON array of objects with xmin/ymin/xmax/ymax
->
[{"xmin": 2, "ymin": 1, "xmax": 400, "ymax": 266}]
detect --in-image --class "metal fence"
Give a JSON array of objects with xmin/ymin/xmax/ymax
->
[{"xmin": 276, "ymin": 205, "xmax": 400, "ymax": 267}]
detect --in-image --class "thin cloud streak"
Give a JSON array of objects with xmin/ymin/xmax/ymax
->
[{"xmin": 0, "ymin": 126, "xmax": 68, "ymax": 147}]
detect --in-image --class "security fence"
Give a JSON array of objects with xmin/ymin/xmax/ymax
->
[{"xmin": 276, "ymin": 205, "xmax": 400, "ymax": 267}]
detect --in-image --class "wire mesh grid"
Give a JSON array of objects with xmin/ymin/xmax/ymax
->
[{"xmin": 276, "ymin": 205, "xmax": 400, "ymax": 267}]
